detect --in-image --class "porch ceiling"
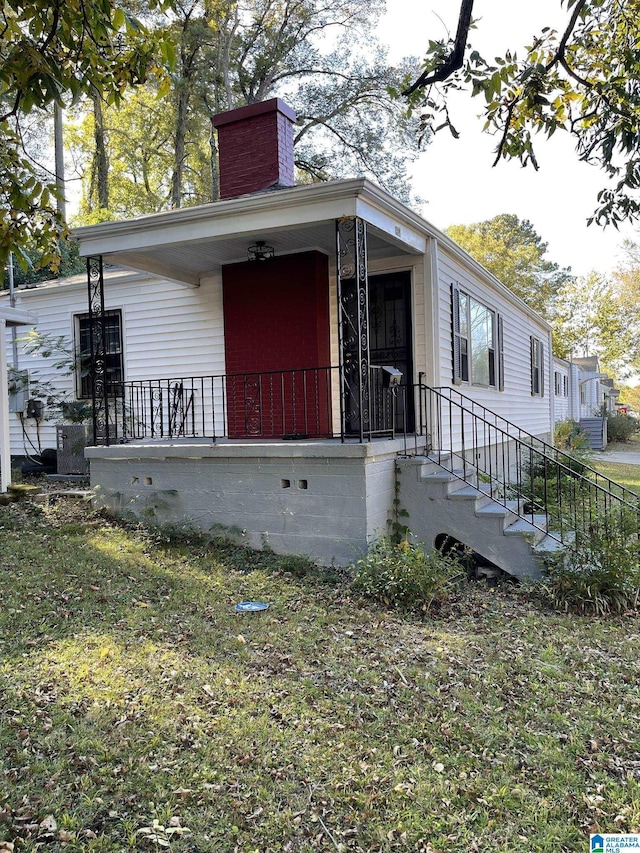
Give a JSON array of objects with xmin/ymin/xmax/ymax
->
[
  {"xmin": 74, "ymin": 179, "xmax": 428, "ymax": 287},
  {"xmin": 109, "ymin": 221, "xmax": 408, "ymax": 286}
]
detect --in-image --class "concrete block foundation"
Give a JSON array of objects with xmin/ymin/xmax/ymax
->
[{"xmin": 87, "ymin": 438, "xmax": 426, "ymax": 566}]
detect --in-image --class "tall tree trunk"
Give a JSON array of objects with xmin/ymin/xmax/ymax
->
[
  {"xmin": 92, "ymin": 92, "xmax": 109, "ymax": 209},
  {"xmin": 210, "ymin": 131, "xmax": 220, "ymax": 201},
  {"xmin": 53, "ymin": 103, "xmax": 66, "ymax": 220},
  {"xmin": 171, "ymin": 83, "xmax": 190, "ymax": 209}
]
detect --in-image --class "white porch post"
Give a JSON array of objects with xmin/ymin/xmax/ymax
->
[
  {"xmin": 0, "ymin": 306, "xmax": 34, "ymax": 492},
  {"xmin": 0, "ymin": 318, "xmax": 10, "ymax": 492}
]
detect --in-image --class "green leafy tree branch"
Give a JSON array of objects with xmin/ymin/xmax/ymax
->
[{"xmin": 403, "ymin": 0, "xmax": 640, "ymax": 227}]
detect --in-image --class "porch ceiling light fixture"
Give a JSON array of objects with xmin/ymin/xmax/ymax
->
[{"xmin": 247, "ymin": 240, "xmax": 274, "ymax": 262}]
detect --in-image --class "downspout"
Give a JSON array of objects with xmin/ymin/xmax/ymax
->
[
  {"xmin": 8, "ymin": 253, "xmax": 18, "ymax": 370},
  {"xmin": 425, "ymin": 237, "xmax": 440, "ymax": 387},
  {"xmin": 0, "ymin": 319, "xmax": 10, "ymax": 492},
  {"xmin": 568, "ymin": 355, "xmax": 575, "ymax": 421},
  {"xmin": 548, "ymin": 328, "xmax": 554, "ymax": 443}
]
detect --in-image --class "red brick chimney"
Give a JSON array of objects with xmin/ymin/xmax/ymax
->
[{"xmin": 212, "ymin": 98, "xmax": 297, "ymax": 200}]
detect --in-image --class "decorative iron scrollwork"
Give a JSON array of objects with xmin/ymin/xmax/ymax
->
[
  {"xmin": 244, "ymin": 377, "xmax": 262, "ymax": 435},
  {"xmin": 87, "ymin": 256, "xmax": 109, "ymax": 445},
  {"xmin": 150, "ymin": 387, "xmax": 163, "ymax": 437},
  {"xmin": 336, "ymin": 217, "xmax": 370, "ymax": 440}
]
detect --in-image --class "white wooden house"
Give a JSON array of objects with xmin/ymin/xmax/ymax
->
[
  {"xmin": 3, "ymin": 99, "xmax": 632, "ymax": 576},
  {"xmin": 552, "ymin": 354, "xmax": 619, "ymax": 449}
]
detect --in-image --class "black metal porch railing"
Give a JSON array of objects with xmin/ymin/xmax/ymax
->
[
  {"xmin": 93, "ymin": 368, "xmax": 637, "ymax": 546},
  {"xmin": 99, "ymin": 365, "xmax": 410, "ymax": 444},
  {"xmin": 418, "ymin": 382, "xmax": 640, "ymax": 546}
]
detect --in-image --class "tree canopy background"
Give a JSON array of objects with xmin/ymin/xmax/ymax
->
[
  {"xmin": 403, "ymin": 0, "xmax": 640, "ymax": 228},
  {"xmin": 449, "ymin": 213, "xmax": 640, "ymax": 381},
  {"xmin": 446, "ymin": 213, "xmax": 572, "ymax": 319},
  {"xmin": 0, "ymin": 0, "xmax": 173, "ymax": 273},
  {"xmin": 2, "ymin": 0, "xmax": 426, "ymax": 276}
]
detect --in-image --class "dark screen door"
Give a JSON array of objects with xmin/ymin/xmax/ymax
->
[{"xmin": 342, "ymin": 271, "xmax": 414, "ymax": 435}]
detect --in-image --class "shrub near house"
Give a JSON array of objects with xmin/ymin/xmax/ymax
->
[{"xmin": 607, "ymin": 413, "xmax": 638, "ymax": 442}]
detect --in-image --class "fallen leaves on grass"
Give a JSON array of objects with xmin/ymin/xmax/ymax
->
[{"xmin": 1, "ymin": 501, "xmax": 640, "ymax": 851}]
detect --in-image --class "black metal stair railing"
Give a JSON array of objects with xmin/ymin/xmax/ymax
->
[{"xmin": 417, "ymin": 382, "xmax": 640, "ymax": 546}]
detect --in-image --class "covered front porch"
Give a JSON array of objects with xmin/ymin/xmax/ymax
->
[
  {"xmin": 72, "ymin": 177, "xmax": 435, "ymax": 563},
  {"xmin": 74, "ymin": 179, "xmax": 430, "ymax": 449}
]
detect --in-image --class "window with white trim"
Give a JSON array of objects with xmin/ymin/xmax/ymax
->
[
  {"xmin": 530, "ymin": 336, "xmax": 544, "ymax": 397},
  {"xmin": 76, "ymin": 310, "xmax": 124, "ymax": 399},
  {"xmin": 452, "ymin": 284, "xmax": 503, "ymax": 389}
]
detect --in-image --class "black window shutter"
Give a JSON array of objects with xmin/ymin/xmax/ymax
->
[
  {"xmin": 530, "ymin": 336, "xmax": 535, "ymax": 396},
  {"xmin": 539, "ymin": 341, "xmax": 545, "ymax": 397},
  {"xmin": 497, "ymin": 314, "xmax": 504, "ymax": 391},
  {"xmin": 451, "ymin": 283, "xmax": 462, "ymax": 385}
]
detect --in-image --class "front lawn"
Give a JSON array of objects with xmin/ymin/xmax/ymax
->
[
  {"xmin": 591, "ymin": 459, "xmax": 640, "ymax": 494},
  {"xmin": 604, "ymin": 432, "xmax": 640, "ymax": 455},
  {"xmin": 1, "ymin": 500, "xmax": 639, "ymax": 852}
]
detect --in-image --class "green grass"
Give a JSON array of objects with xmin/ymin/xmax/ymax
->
[
  {"xmin": 591, "ymin": 460, "xmax": 640, "ymax": 494},
  {"xmin": 1, "ymin": 501, "xmax": 640, "ymax": 852},
  {"xmin": 587, "ymin": 431, "xmax": 640, "ymax": 493}
]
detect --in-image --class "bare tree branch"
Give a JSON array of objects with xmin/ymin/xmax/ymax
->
[{"xmin": 402, "ymin": 0, "xmax": 474, "ymax": 95}]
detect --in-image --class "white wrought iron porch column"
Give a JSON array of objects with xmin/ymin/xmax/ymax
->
[
  {"xmin": 336, "ymin": 217, "xmax": 371, "ymax": 441},
  {"xmin": 86, "ymin": 256, "xmax": 110, "ymax": 446}
]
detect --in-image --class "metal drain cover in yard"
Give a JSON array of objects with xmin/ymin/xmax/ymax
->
[{"xmin": 235, "ymin": 601, "xmax": 269, "ymax": 612}]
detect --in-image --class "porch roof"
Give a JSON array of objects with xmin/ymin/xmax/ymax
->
[
  {"xmin": 73, "ymin": 179, "xmax": 428, "ymax": 287},
  {"xmin": 0, "ymin": 306, "xmax": 33, "ymax": 326}
]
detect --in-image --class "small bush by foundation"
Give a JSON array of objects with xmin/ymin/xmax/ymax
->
[
  {"xmin": 350, "ymin": 536, "xmax": 463, "ymax": 613},
  {"xmin": 554, "ymin": 418, "xmax": 591, "ymax": 454},
  {"xmin": 538, "ymin": 513, "xmax": 640, "ymax": 615}
]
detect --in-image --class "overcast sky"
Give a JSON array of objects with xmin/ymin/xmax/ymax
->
[{"xmin": 377, "ymin": 0, "xmax": 638, "ymax": 278}]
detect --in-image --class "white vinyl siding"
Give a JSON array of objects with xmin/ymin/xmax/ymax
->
[
  {"xmin": 436, "ymin": 245, "xmax": 551, "ymax": 440},
  {"xmin": 5, "ymin": 236, "xmax": 553, "ymax": 455},
  {"xmin": 552, "ymin": 358, "xmax": 571, "ymax": 423},
  {"xmin": 5, "ymin": 270, "xmax": 225, "ymax": 454}
]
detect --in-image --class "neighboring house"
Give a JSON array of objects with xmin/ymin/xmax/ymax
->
[
  {"xmin": 4, "ymin": 98, "xmax": 631, "ymax": 575},
  {"xmin": 572, "ymin": 355, "xmax": 607, "ymax": 417},
  {"xmin": 599, "ymin": 377, "xmax": 619, "ymax": 415},
  {"xmin": 552, "ymin": 354, "xmax": 619, "ymax": 449},
  {"xmin": 552, "ymin": 357, "xmax": 573, "ymax": 423}
]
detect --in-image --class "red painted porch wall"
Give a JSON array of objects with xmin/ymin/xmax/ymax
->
[{"xmin": 222, "ymin": 251, "xmax": 331, "ymax": 437}]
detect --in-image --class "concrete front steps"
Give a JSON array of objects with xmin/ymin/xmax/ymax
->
[{"xmin": 397, "ymin": 454, "xmax": 563, "ymax": 580}]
